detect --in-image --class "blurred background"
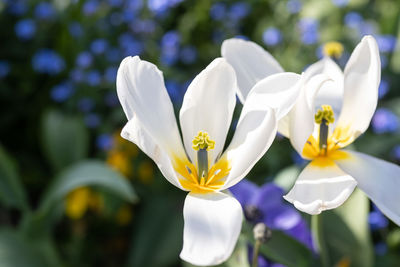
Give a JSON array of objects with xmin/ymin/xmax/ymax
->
[{"xmin": 0, "ymin": 0, "xmax": 400, "ymax": 266}]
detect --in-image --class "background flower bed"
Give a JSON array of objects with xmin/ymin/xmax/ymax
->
[{"xmin": 0, "ymin": 0, "xmax": 399, "ymax": 266}]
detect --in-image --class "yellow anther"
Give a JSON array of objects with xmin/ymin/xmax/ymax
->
[
  {"xmin": 315, "ymin": 105, "xmax": 335, "ymax": 124},
  {"xmin": 192, "ymin": 131, "xmax": 215, "ymax": 151},
  {"xmin": 323, "ymin": 41, "xmax": 344, "ymax": 58}
]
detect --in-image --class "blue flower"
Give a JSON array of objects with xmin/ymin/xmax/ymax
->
[
  {"xmin": 109, "ymin": 12, "xmax": 123, "ymax": 26},
  {"xmin": 228, "ymin": 2, "xmax": 250, "ymax": 21},
  {"xmin": 286, "ymin": 0, "xmax": 302, "ymax": 14},
  {"xmin": 165, "ymin": 80, "xmax": 182, "ymax": 103},
  {"xmin": 15, "ymin": 19, "xmax": 36, "ymax": 40},
  {"xmin": 392, "ymin": 145, "xmax": 400, "ymax": 161},
  {"xmin": 371, "ymin": 108, "xmax": 399, "ymax": 134},
  {"xmin": 148, "ymin": 0, "xmax": 170, "ymax": 15},
  {"xmin": 96, "ymin": 134, "xmax": 113, "ymax": 150},
  {"xmin": 77, "ymin": 98, "xmax": 95, "ymax": 112},
  {"xmin": 90, "ymin": 39, "xmax": 109, "ymax": 55},
  {"xmin": 7, "ymin": 0, "xmax": 28, "ymax": 16},
  {"xmin": 50, "ymin": 82, "xmax": 74, "ymax": 102},
  {"xmin": 85, "ymin": 113, "xmax": 101, "ymax": 128},
  {"xmin": 34, "ymin": 2, "xmax": 55, "ymax": 20},
  {"xmin": 83, "ymin": 0, "xmax": 99, "ymax": 15},
  {"xmin": 32, "ymin": 49, "xmax": 65, "ymax": 75},
  {"xmin": 0, "ymin": 61, "xmax": 11, "ymax": 78},
  {"xmin": 76, "ymin": 51, "xmax": 93, "ymax": 68},
  {"xmin": 180, "ymin": 46, "xmax": 197, "ymax": 64},
  {"xmin": 360, "ymin": 22, "xmax": 377, "ymax": 36},
  {"xmin": 104, "ymin": 66, "xmax": 118, "ymax": 83},
  {"xmin": 106, "ymin": 48, "xmax": 121, "ymax": 63},
  {"xmin": 134, "ymin": 19, "xmax": 156, "ymax": 34},
  {"xmin": 298, "ymin": 18, "xmax": 319, "ymax": 45},
  {"xmin": 108, "ymin": 0, "xmax": 123, "ymax": 7},
  {"xmin": 375, "ymin": 34, "xmax": 397, "ymax": 53},
  {"xmin": 230, "ymin": 180, "xmax": 314, "ymax": 249},
  {"xmin": 68, "ymin": 22, "xmax": 83, "ymax": 38},
  {"xmin": 119, "ymin": 33, "xmax": 144, "ymax": 56},
  {"xmin": 369, "ymin": 205, "xmax": 389, "ymax": 230},
  {"xmin": 70, "ymin": 68, "xmax": 85, "ymax": 83},
  {"xmin": 160, "ymin": 31, "xmax": 181, "ymax": 65},
  {"xmin": 161, "ymin": 30, "xmax": 181, "ymax": 48},
  {"xmin": 374, "ymin": 242, "xmax": 387, "ymax": 256},
  {"xmin": 344, "ymin": 12, "xmax": 363, "ymax": 28},
  {"xmin": 262, "ymin": 27, "xmax": 282, "ymax": 46},
  {"xmin": 378, "ymin": 79, "xmax": 389, "ymax": 99},
  {"xmin": 86, "ymin": 70, "xmax": 102, "ymax": 86},
  {"xmin": 331, "ymin": 0, "xmax": 348, "ymax": 7},
  {"xmin": 104, "ymin": 91, "xmax": 119, "ymax": 107},
  {"xmin": 210, "ymin": 3, "xmax": 227, "ymax": 21}
]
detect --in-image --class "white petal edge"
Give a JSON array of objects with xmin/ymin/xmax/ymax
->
[
  {"xmin": 335, "ymin": 35, "xmax": 381, "ymax": 140},
  {"xmin": 179, "ymin": 58, "xmax": 236, "ymax": 165},
  {"xmin": 284, "ymin": 160, "xmax": 357, "ymax": 215},
  {"xmin": 116, "ymin": 56, "xmax": 185, "ymax": 156},
  {"xmin": 221, "ymin": 38, "xmax": 283, "ymax": 102},
  {"xmin": 180, "ymin": 192, "xmax": 243, "ymax": 266},
  {"xmin": 303, "ymin": 57, "xmax": 344, "ymax": 116},
  {"xmin": 334, "ymin": 150, "xmax": 400, "ymax": 226},
  {"xmin": 289, "ymin": 74, "xmax": 331, "ymax": 157},
  {"xmin": 221, "ymin": 104, "xmax": 277, "ymax": 190},
  {"xmin": 121, "ymin": 118, "xmax": 183, "ymax": 189},
  {"xmin": 246, "ymin": 72, "xmax": 302, "ymax": 120}
]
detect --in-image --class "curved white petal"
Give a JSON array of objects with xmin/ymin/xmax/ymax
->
[
  {"xmin": 284, "ymin": 160, "xmax": 357, "ymax": 215},
  {"xmin": 289, "ymin": 74, "xmax": 331, "ymax": 156},
  {"xmin": 221, "ymin": 38, "xmax": 283, "ymax": 102},
  {"xmin": 336, "ymin": 35, "xmax": 381, "ymax": 141},
  {"xmin": 179, "ymin": 58, "xmax": 236, "ymax": 165},
  {"xmin": 335, "ymin": 150, "xmax": 400, "ymax": 226},
  {"xmin": 221, "ymin": 105, "xmax": 277, "ymax": 190},
  {"xmin": 304, "ymin": 57, "xmax": 344, "ymax": 116},
  {"xmin": 277, "ymin": 114, "xmax": 290, "ymax": 138},
  {"xmin": 121, "ymin": 119, "xmax": 182, "ymax": 189},
  {"xmin": 246, "ymin": 72, "xmax": 302, "ymax": 120},
  {"xmin": 180, "ymin": 192, "xmax": 243, "ymax": 266},
  {"xmin": 117, "ymin": 56, "xmax": 186, "ymax": 188}
]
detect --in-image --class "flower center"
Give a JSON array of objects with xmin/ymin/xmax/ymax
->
[
  {"xmin": 302, "ymin": 105, "xmax": 350, "ymax": 165},
  {"xmin": 172, "ymin": 131, "xmax": 231, "ymax": 194},
  {"xmin": 323, "ymin": 41, "xmax": 344, "ymax": 59}
]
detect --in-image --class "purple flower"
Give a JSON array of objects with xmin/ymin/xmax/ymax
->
[
  {"xmin": 15, "ymin": 19, "xmax": 36, "ymax": 40},
  {"xmin": 344, "ymin": 12, "xmax": 363, "ymax": 28},
  {"xmin": 369, "ymin": 204, "xmax": 389, "ymax": 230},
  {"xmin": 375, "ymin": 34, "xmax": 397, "ymax": 53},
  {"xmin": 298, "ymin": 18, "xmax": 319, "ymax": 45},
  {"xmin": 378, "ymin": 79, "xmax": 389, "ymax": 99},
  {"xmin": 393, "ymin": 145, "xmax": 400, "ymax": 161},
  {"xmin": 371, "ymin": 108, "xmax": 399, "ymax": 134},
  {"xmin": 262, "ymin": 27, "xmax": 282, "ymax": 46},
  {"xmin": 287, "ymin": 0, "xmax": 302, "ymax": 14}
]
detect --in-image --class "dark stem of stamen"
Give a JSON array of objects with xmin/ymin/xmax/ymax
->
[
  {"xmin": 197, "ymin": 149, "xmax": 208, "ymax": 179},
  {"xmin": 319, "ymin": 119, "xmax": 329, "ymax": 155}
]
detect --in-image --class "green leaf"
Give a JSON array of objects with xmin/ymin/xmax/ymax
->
[
  {"xmin": 0, "ymin": 145, "xmax": 28, "ymax": 211},
  {"xmin": 41, "ymin": 110, "xmax": 89, "ymax": 171},
  {"xmin": 0, "ymin": 229, "xmax": 50, "ymax": 267},
  {"xmin": 126, "ymin": 195, "xmax": 184, "ymax": 267},
  {"xmin": 243, "ymin": 222, "xmax": 315, "ymax": 267},
  {"xmin": 39, "ymin": 160, "xmax": 138, "ymax": 215},
  {"xmin": 313, "ymin": 188, "xmax": 373, "ymax": 267}
]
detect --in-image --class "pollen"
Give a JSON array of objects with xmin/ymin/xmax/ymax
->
[
  {"xmin": 192, "ymin": 131, "xmax": 215, "ymax": 151},
  {"xmin": 315, "ymin": 105, "xmax": 335, "ymax": 124},
  {"xmin": 323, "ymin": 41, "xmax": 344, "ymax": 58}
]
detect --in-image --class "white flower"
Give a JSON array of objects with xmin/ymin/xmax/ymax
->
[
  {"xmin": 223, "ymin": 36, "xmax": 400, "ymax": 226},
  {"xmin": 116, "ymin": 56, "xmax": 302, "ymax": 265}
]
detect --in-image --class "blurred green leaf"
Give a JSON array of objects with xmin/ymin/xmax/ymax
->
[
  {"xmin": 0, "ymin": 228, "xmax": 50, "ymax": 267},
  {"xmin": 39, "ymin": 160, "xmax": 138, "ymax": 215},
  {"xmin": 273, "ymin": 165, "xmax": 301, "ymax": 192},
  {"xmin": 126, "ymin": 195, "xmax": 184, "ymax": 267},
  {"xmin": 313, "ymin": 189, "xmax": 373, "ymax": 267},
  {"xmin": 41, "ymin": 110, "xmax": 89, "ymax": 171},
  {"xmin": 0, "ymin": 145, "xmax": 28, "ymax": 211},
  {"xmin": 243, "ymin": 222, "xmax": 315, "ymax": 267}
]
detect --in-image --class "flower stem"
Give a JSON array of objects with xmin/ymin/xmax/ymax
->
[
  {"xmin": 252, "ymin": 239, "xmax": 261, "ymax": 267},
  {"xmin": 312, "ymin": 214, "xmax": 330, "ymax": 267}
]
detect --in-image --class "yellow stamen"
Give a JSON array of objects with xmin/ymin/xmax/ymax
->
[
  {"xmin": 323, "ymin": 41, "xmax": 344, "ymax": 58},
  {"xmin": 315, "ymin": 105, "xmax": 335, "ymax": 124},
  {"xmin": 192, "ymin": 131, "xmax": 215, "ymax": 151}
]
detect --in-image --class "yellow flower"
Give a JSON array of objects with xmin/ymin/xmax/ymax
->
[
  {"xmin": 65, "ymin": 187, "xmax": 91, "ymax": 220},
  {"xmin": 107, "ymin": 150, "xmax": 132, "ymax": 177},
  {"xmin": 323, "ymin": 41, "xmax": 344, "ymax": 58}
]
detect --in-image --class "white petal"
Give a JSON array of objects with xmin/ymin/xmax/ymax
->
[
  {"xmin": 221, "ymin": 38, "xmax": 283, "ymax": 102},
  {"xmin": 335, "ymin": 35, "xmax": 381, "ymax": 140},
  {"xmin": 284, "ymin": 160, "xmax": 357, "ymax": 215},
  {"xmin": 180, "ymin": 192, "xmax": 243, "ymax": 266},
  {"xmin": 277, "ymin": 114, "xmax": 290, "ymax": 138},
  {"xmin": 289, "ymin": 74, "xmax": 331, "ymax": 156},
  {"xmin": 222, "ymin": 106, "xmax": 277, "ymax": 189},
  {"xmin": 246, "ymin": 72, "xmax": 302, "ymax": 120},
  {"xmin": 304, "ymin": 57, "xmax": 344, "ymax": 116},
  {"xmin": 334, "ymin": 150, "xmax": 400, "ymax": 226},
  {"xmin": 121, "ymin": 119, "xmax": 182, "ymax": 189},
  {"xmin": 179, "ymin": 58, "xmax": 236, "ymax": 165},
  {"xmin": 117, "ymin": 56, "xmax": 186, "ymax": 188}
]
